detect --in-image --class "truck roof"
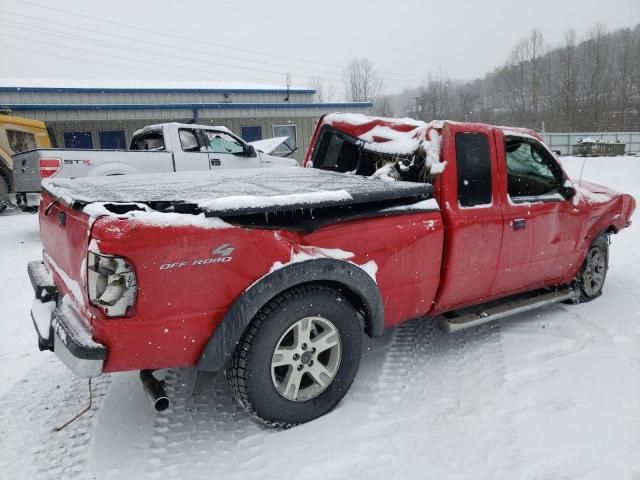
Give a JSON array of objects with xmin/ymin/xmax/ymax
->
[
  {"xmin": 132, "ymin": 122, "xmax": 233, "ymax": 137},
  {"xmin": 42, "ymin": 168, "xmax": 432, "ymax": 217}
]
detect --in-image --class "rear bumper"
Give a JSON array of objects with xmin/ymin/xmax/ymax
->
[{"xmin": 28, "ymin": 260, "xmax": 106, "ymax": 378}]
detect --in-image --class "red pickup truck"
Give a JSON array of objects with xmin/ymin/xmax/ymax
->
[{"xmin": 28, "ymin": 114, "xmax": 635, "ymax": 427}]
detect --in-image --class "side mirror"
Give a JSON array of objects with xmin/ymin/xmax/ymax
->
[
  {"xmin": 246, "ymin": 145, "xmax": 257, "ymax": 157},
  {"xmin": 561, "ymin": 184, "xmax": 576, "ymax": 200}
]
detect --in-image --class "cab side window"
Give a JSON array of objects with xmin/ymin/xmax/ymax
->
[
  {"xmin": 130, "ymin": 132, "xmax": 165, "ymax": 151},
  {"xmin": 505, "ymin": 137, "xmax": 562, "ymax": 199},
  {"xmin": 206, "ymin": 131, "xmax": 245, "ymax": 155},
  {"xmin": 179, "ymin": 129, "xmax": 201, "ymax": 152},
  {"xmin": 456, "ymin": 132, "xmax": 492, "ymax": 207}
]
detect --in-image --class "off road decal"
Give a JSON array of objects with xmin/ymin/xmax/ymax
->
[{"xmin": 159, "ymin": 243, "xmax": 235, "ymax": 270}]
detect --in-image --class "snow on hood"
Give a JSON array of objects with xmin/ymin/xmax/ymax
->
[
  {"xmin": 573, "ymin": 180, "xmax": 619, "ymax": 205},
  {"xmin": 249, "ymin": 136, "xmax": 289, "ymax": 154}
]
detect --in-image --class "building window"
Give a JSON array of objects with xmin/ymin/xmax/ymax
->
[
  {"xmin": 272, "ymin": 124, "xmax": 297, "ymax": 155},
  {"xmin": 241, "ymin": 126, "xmax": 262, "ymax": 143},
  {"xmin": 6, "ymin": 129, "xmax": 37, "ymax": 154},
  {"xmin": 99, "ymin": 130, "xmax": 126, "ymax": 149},
  {"xmin": 64, "ymin": 131, "xmax": 93, "ymax": 149}
]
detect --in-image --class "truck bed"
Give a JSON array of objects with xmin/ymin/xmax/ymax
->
[
  {"xmin": 42, "ymin": 168, "xmax": 434, "ymax": 217},
  {"xmin": 13, "ymin": 148, "xmax": 174, "ymax": 193}
]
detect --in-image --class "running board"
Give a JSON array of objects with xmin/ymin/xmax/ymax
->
[{"xmin": 437, "ymin": 288, "xmax": 576, "ymax": 333}]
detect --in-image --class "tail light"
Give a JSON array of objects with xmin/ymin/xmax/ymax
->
[
  {"xmin": 39, "ymin": 157, "xmax": 62, "ymax": 178},
  {"xmin": 87, "ymin": 251, "xmax": 137, "ymax": 317}
]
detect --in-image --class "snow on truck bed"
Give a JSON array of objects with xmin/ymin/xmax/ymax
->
[{"xmin": 42, "ymin": 168, "xmax": 433, "ymax": 217}]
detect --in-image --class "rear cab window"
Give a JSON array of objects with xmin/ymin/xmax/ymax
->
[
  {"xmin": 130, "ymin": 131, "xmax": 165, "ymax": 151},
  {"xmin": 312, "ymin": 127, "xmax": 361, "ymax": 173},
  {"xmin": 455, "ymin": 132, "xmax": 492, "ymax": 208}
]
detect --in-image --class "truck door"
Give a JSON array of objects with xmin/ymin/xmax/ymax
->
[
  {"xmin": 203, "ymin": 130, "xmax": 261, "ymax": 169},
  {"xmin": 492, "ymin": 131, "xmax": 584, "ymax": 295},
  {"xmin": 433, "ymin": 124, "xmax": 504, "ymax": 312},
  {"xmin": 174, "ymin": 128, "xmax": 211, "ymax": 171}
]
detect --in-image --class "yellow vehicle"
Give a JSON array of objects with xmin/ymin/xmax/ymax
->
[{"xmin": 0, "ymin": 113, "xmax": 52, "ymax": 207}]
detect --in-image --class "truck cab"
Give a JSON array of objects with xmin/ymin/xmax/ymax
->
[
  {"xmin": 130, "ymin": 123, "xmax": 297, "ymax": 170},
  {"xmin": 306, "ymin": 114, "xmax": 635, "ymax": 313}
]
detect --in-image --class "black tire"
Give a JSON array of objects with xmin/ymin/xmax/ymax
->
[
  {"xmin": 0, "ymin": 173, "xmax": 10, "ymax": 213},
  {"xmin": 574, "ymin": 235, "xmax": 609, "ymax": 303},
  {"xmin": 226, "ymin": 285, "xmax": 363, "ymax": 428}
]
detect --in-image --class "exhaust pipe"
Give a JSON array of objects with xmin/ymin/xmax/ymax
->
[{"xmin": 139, "ymin": 370, "xmax": 170, "ymax": 412}]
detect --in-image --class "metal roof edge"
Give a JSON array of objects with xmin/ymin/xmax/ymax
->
[
  {"xmin": 7, "ymin": 102, "xmax": 374, "ymax": 111},
  {"xmin": 0, "ymin": 86, "xmax": 315, "ymax": 95}
]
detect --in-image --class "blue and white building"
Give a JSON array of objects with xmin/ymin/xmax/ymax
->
[{"xmin": 0, "ymin": 79, "xmax": 372, "ymax": 162}]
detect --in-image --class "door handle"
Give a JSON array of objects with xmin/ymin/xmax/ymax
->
[
  {"xmin": 211, "ymin": 159, "xmax": 221, "ymax": 166},
  {"xmin": 512, "ymin": 218, "xmax": 526, "ymax": 231}
]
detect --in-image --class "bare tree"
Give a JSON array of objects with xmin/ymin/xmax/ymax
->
[
  {"xmin": 370, "ymin": 22, "xmax": 640, "ymax": 132},
  {"xmin": 614, "ymin": 28, "xmax": 635, "ymax": 130},
  {"xmin": 342, "ymin": 58, "xmax": 383, "ymax": 102},
  {"xmin": 373, "ymin": 95, "xmax": 393, "ymax": 117},
  {"xmin": 456, "ymin": 82, "xmax": 480, "ymax": 122},
  {"xmin": 556, "ymin": 29, "xmax": 579, "ymax": 130},
  {"xmin": 308, "ymin": 77, "xmax": 325, "ymax": 103},
  {"xmin": 419, "ymin": 67, "xmax": 451, "ymax": 120},
  {"xmin": 579, "ymin": 23, "xmax": 612, "ymax": 130}
]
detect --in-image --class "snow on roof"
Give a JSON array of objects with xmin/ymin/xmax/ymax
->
[
  {"xmin": 0, "ymin": 78, "xmax": 314, "ymax": 93},
  {"xmin": 321, "ymin": 113, "xmax": 446, "ymax": 174},
  {"xmin": 323, "ymin": 113, "xmax": 441, "ymax": 155},
  {"xmin": 43, "ymin": 167, "xmax": 431, "ymax": 217},
  {"xmin": 501, "ymin": 126, "xmax": 543, "ymax": 141}
]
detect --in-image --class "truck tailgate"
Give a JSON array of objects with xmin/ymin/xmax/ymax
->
[
  {"xmin": 13, "ymin": 149, "xmax": 175, "ymax": 193},
  {"xmin": 12, "ymin": 150, "xmax": 44, "ymax": 193},
  {"xmin": 38, "ymin": 191, "xmax": 92, "ymax": 311}
]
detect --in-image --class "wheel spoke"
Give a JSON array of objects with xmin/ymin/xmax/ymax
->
[
  {"xmin": 282, "ymin": 367, "xmax": 304, "ymax": 400},
  {"xmin": 311, "ymin": 329, "xmax": 339, "ymax": 354},
  {"xmin": 307, "ymin": 362, "xmax": 333, "ymax": 388},
  {"xmin": 272, "ymin": 348, "xmax": 296, "ymax": 368},
  {"xmin": 292, "ymin": 317, "xmax": 312, "ymax": 348}
]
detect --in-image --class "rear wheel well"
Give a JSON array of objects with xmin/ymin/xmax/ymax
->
[{"xmin": 287, "ymin": 280, "xmax": 374, "ymax": 336}]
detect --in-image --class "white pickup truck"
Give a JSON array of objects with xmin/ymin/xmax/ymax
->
[{"xmin": 12, "ymin": 122, "xmax": 298, "ymax": 209}]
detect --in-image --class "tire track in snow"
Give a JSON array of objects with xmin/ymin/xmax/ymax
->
[
  {"xmin": 0, "ymin": 361, "xmax": 110, "ymax": 480},
  {"xmin": 357, "ymin": 317, "xmax": 522, "ymax": 478}
]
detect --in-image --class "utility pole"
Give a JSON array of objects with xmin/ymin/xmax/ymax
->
[{"xmin": 414, "ymin": 96, "xmax": 422, "ymax": 120}]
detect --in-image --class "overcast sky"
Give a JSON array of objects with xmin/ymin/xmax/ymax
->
[{"xmin": 0, "ymin": 0, "xmax": 638, "ymax": 97}]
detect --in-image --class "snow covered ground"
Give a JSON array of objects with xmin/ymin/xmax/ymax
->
[{"xmin": 0, "ymin": 155, "xmax": 639, "ymax": 480}]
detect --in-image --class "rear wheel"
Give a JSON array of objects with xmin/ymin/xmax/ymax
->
[
  {"xmin": 226, "ymin": 285, "xmax": 363, "ymax": 428},
  {"xmin": 574, "ymin": 235, "xmax": 609, "ymax": 303},
  {"xmin": 0, "ymin": 173, "xmax": 10, "ymax": 213}
]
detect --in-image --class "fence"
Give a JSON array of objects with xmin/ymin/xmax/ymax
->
[{"xmin": 542, "ymin": 132, "xmax": 640, "ymax": 156}]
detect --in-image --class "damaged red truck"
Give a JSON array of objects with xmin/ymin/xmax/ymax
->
[{"xmin": 28, "ymin": 114, "xmax": 635, "ymax": 427}]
